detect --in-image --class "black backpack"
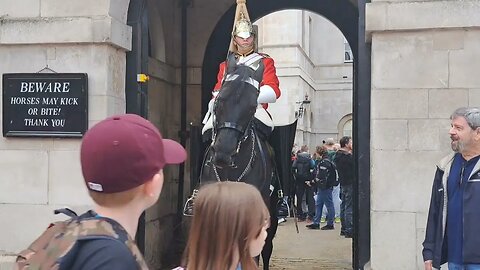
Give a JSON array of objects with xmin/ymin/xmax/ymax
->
[
  {"xmin": 295, "ymin": 158, "xmax": 313, "ymax": 180},
  {"xmin": 313, "ymin": 159, "xmax": 339, "ymax": 189}
]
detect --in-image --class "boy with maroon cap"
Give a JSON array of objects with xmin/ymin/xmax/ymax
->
[
  {"xmin": 71, "ymin": 114, "xmax": 187, "ymax": 269},
  {"xmin": 17, "ymin": 114, "xmax": 186, "ymax": 270}
]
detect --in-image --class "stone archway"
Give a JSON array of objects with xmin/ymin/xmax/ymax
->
[
  {"xmin": 121, "ymin": 0, "xmax": 371, "ymax": 268},
  {"xmin": 201, "ymin": 1, "xmax": 370, "ymax": 268},
  {"xmin": 338, "ymin": 113, "xmax": 354, "ymax": 138}
]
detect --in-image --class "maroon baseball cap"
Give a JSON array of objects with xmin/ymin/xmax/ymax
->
[{"xmin": 80, "ymin": 114, "xmax": 187, "ymax": 193}]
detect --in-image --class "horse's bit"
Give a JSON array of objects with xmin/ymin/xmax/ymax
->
[{"xmin": 211, "ymin": 128, "xmax": 256, "ymax": 182}]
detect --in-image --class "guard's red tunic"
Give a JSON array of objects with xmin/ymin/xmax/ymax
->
[{"xmin": 213, "ymin": 54, "xmax": 281, "ymax": 109}]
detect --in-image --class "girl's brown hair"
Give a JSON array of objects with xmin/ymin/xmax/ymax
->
[{"xmin": 184, "ymin": 181, "xmax": 269, "ymax": 270}]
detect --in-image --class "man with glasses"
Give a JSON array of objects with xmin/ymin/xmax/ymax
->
[{"xmin": 423, "ymin": 107, "xmax": 480, "ymax": 270}]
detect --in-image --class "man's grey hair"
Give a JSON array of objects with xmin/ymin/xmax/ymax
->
[{"xmin": 451, "ymin": 107, "xmax": 480, "ymax": 130}]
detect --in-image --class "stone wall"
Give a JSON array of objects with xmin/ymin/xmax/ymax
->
[
  {"xmin": 0, "ymin": 0, "xmax": 227, "ymax": 267},
  {"xmin": 367, "ymin": 1, "xmax": 480, "ymax": 269},
  {"xmin": 0, "ymin": 0, "xmax": 130, "ymax": 264}
]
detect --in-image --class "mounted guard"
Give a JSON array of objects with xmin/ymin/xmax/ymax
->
[
  {"xmin": 184, "ymin": 1, "xmax": 297, "ymax": 269},
  {"xmin": 201, "ymin": 0, "xmax": 281, "ymax": 141}
]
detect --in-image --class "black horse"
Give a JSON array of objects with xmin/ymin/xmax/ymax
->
[{"xmin": 199, "ymin": 54, "xmax": 279, "ymax": 270}]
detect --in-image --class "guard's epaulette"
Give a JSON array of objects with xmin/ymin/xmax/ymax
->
[{"xmin": 258, "ymin": 52, "xmax": 271, "ymax": 58}]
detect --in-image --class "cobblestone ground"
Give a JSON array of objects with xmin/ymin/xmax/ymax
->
[{"xmin": 263, "ymin": 218, "xmax": 352, "ymax": 270}]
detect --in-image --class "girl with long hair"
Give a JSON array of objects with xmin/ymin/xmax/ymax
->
[{"xmin": 176, "ymin": 181, "xmax": 270, "ymax": 270}]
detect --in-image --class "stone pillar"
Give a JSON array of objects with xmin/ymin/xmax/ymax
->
[
  {"xmin": 0, "ymin": 0, "xmax": 131, "ymax": 264},
  {"xmin": 367, "ymin": 0, "xmax": 480, "ymax": 269}
]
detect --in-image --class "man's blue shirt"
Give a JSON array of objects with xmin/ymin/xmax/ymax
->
[{"xmin": 447, "ymin": 153, "xmax": 480, "ymax": 263}]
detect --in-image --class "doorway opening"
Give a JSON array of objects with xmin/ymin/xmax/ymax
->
[
  {"xmin": 201, "ymin": 1, "xmax": 370, "ymax": 269},
  {"xmin": 251, "ymin": 9, "xmax": 355, "ymax": 269}
]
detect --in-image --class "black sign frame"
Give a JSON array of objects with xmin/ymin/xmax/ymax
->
[{"xmin": 2, "ymin": 73, "xmax": 88, "ymax": 138}]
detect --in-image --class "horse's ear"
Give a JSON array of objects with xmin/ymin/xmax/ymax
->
[
  {"xmin": 226, "ymin": 53, "xmax": 236, "ymax": 73},
  {"xmin": 254, "ymin": 60, "xmax": 265, "ymax": 84}
]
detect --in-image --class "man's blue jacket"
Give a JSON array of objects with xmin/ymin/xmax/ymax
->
[{"xmin": 423, "ymin": 153, "xmax": 480, "ymax": 268}]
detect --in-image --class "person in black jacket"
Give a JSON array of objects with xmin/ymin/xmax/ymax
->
[
  {"xmin": 306, "ymin": 145, "xmax": 338, "ymax": 230},
  {"xmin": 334, "ymin": 136, "xmax": 354, "ymax": 238},
  {"xmin": 423, "ymin": 107, "xmax": 480, "ymax": 270},
  {"xmin": 292, "ymin": 145, "xmax": 315, "ymax": 221}
]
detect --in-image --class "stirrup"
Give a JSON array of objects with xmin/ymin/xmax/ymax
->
[{"xmin": 183, "ymin": 189, "xmax": 199, "ymax": 217}]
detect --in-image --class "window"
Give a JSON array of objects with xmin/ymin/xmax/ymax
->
[
  {"xmin": 338, "ymin": 114, "xmax": 353, "ymax": 138},
  {"xmin": 344, "ymin": 39, "xmax": 353, "ymax": 63},
  {"xmin": 343, "ymin": 119, "xmax": 352, "ymax": 137}
]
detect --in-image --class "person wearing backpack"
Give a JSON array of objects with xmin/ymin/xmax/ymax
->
[
  {"xmin": 292, "ymin": 145, "xmax": 315, "ymax": 222},
  {"xmin": 306, "ymin": 145, "xmax": 338, "ymax": 230},
  {"xmin": 323, "ymin": 139, "xmax": 341, "ymax": 223},
  {"xmin": 16, "ymin": 114, "xmax": 187, "ymax": 270}
]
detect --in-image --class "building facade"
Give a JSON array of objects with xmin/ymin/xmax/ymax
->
[{"xmin": 257, "ymin": 10, "xmax": 353, "ymax": 149}]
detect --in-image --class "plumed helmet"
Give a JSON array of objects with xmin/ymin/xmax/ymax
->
[
  {"xmin": 232, "ymin": 12, "xmax": 254, "ymax": 39},
  {"xmin": 229, "ymin": 0, "xmax": 255, "ymax": 52}
]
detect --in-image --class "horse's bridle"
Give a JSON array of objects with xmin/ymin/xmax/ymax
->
[
  {"xmin": 211, "ymin": 128, "xmax": 256, "ymax": 182},
  {"xmin": 210, "ymin": 73, "xmax": 259, "ymax": 145},
  {"xmin": 209, "ymin": 64, "xmax": 262, "ymax": 181},
  {"xmin": 212, "ymin": 120, "xmax": 251, "ymax": 143}
]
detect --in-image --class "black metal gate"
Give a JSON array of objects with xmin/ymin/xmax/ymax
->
[
  {"xmin": 126, "ymin": 0, "xmax": 149, "ymax": 254},
  {"xmin": 189, "ymin": 124, "xmax": 204, "ymax": 194}
]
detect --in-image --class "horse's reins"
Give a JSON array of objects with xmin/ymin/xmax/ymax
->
[
  {"xmin": 253, "ymin": 125, "xmax": 270, "ymax": 195},
  {"xmin": 212, "ymin": 127, "xmax": 256, "ymax": 182}
]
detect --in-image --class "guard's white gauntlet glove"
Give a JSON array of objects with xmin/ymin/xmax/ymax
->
[
  {"xmin": 202, "ymin": 92, "xmax": 218, "ymax": 124},
  {"xmin": 257, "ymin": 85, "xmax": 277, "ymax": 104}
]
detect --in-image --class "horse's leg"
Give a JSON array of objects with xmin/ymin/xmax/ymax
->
[{"xmin": 262, "ymin": 195, "xmax": 278, "ymax": 270}]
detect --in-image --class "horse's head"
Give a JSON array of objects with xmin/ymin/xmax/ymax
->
[{"xmin": 211, "ymin": 54, "xmax": 264, "ymax": 168}]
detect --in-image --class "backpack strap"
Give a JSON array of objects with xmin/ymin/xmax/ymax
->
[
  {"xmin": 69, "ymin": 218, "xmax": 150, "ymax": 270},
  {"xmin": 53, "ymin": 208, "xmax": 78, "ymax": 218}
]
